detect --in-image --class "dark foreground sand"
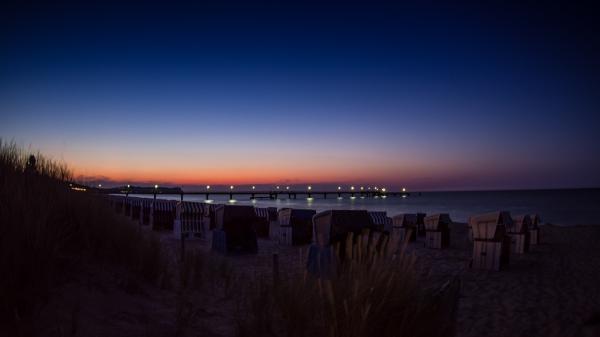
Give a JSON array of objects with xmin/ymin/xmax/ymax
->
[{"xmin": 37, "ymin": 221, "xmax": 600, "ymax": 337}]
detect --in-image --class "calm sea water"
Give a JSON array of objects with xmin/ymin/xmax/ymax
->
[{"xmin": 126, "ymin": 189, "xmax": 600, "ymax": 226}]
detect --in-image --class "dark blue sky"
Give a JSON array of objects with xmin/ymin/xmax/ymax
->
[{"xmin": 1, "ymin": 1, "xmax": 599, "ymax": 190}]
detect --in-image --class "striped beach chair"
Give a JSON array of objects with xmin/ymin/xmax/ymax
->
[
  {"xmin": 278, "ymin": 208, "xmax": 316, "ymax": 245},
  {"xmin": 529, "ymin": 214, "xmax": 541, "ymax": 245},
  {"xmin": 150, "ymin": 199, "xmax": 177, "ymax": 230},
  {"xmin": 469, "ymin": 211, "xmax": 511, "ymax": 271},
  {"xmin": 203, "ymin": 203, "xmax": 221, "ymax": 230},
  {"xmin": 211, "ymin": 205, "xmax": 258, "ymax": 254},
  {"xmin": 368, "ymin": 211, "xmax": 392, "ymax": 232},
  {"xmin": 424, "ymin": 214, "xmax": 452, "ymax": 249},
  {"xmin": 113, "ymin": 195, "xmax": 125, "ymax": 214},
  {"xmin": 308, "ymin": 210, "xmax": 374, "ymax": 278},
  {"xmin": 508, "ymin": 215, "xmax": 531, "ymax": 254},
  {"xmin": 254, "ymin": 207, "xmax": 277, "ymax": 237},
  {"xmin": 174, "ymin": 201, "xmax": 204, "ymax": 239},
  {"xmin": 123, "ymin": 197, "xmax": 133, "ymax": 217},
  {"xmin": 139, "ymin": 198, "xmax": 153, "ymax": 225},
  {"xmin": 129, "ymin": 197, "xmax": 142, "ymax": 220},
  {"xmin": 392, "ymin": 213, "xmax": 418, "ymax": 243}
]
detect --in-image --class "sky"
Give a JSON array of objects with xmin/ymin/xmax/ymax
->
[{"xmin": 1, "ymin": 1, "xmax": 599, "ymax": 191}]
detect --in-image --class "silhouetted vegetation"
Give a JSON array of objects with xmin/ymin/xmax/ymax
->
[
  {"xmin": 233, "ymin": 232, "xmax": 459, "ymax": 337},
  {"xmin": 0, "ymin": 140, "xmax": 168, "ymax": 336}
]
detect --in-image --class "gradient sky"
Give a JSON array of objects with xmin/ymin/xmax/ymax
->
[{"xmin": 1, "ymin": 1, "xmax": 599, "ymax": 191}]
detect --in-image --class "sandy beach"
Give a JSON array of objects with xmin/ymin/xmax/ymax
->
[{"xmin": 35, "ymin": 219, "xmax": 600, "ymax": 337}]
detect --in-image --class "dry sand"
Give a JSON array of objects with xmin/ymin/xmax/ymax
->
[{"xmin": 37, "ymin": 220, "xmax": 600, "ymax": 337}]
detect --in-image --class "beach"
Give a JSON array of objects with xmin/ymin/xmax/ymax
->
[{"xmin": 34, "ymin": 218, "xmax": 600, "ymax": 337}]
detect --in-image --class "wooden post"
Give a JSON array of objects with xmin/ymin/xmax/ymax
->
[
  {"xmin": 180, "ymin": 232, "xmax": 186, "ymax": 262},
  {"xmin": 180, "ymin": 193, "xmax": 183, "ymax": 202},
  {"xmin": 229, "ymin": 192, "xmax": 233, "ymax": 200},
  {"xmin": 273, "ymin": 253, "xmax": 280, "ymax": 287},
  {"xmin": 205, "ymin": 193, "xmax": 209, "ymax": 200},
  {"xmin": 153, "ymin": 192, "xmax": 156, "ymax": 200}
]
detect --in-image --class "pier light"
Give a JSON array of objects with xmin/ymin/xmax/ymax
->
[
  {"xmin": 252, "ymin": 186, "xmax": 256, "ymax": 190},
  {"xmin": 308, "ymin": 185, "xmax": 312, "ymax": 190},
  {"xmin": 360, "ymin": 186, "xmax": 364, "ymax": 191},
  {"xmin": 286, "ymin": 186, "xmax": 289, "ymax": 190},
  {"xmin": 98, "ymin": 184, "xmax": 102, "ymax": 188},
  {"xmin": 206, "ymin": 185, "xmax": 210, "ymax": 190},
  {"xmin": 154, "ymin": 184, "xmax": 158, "ymax": 189},
  {"xmin": 382, "ymin": 188, "xmax": 386, "ymax": 192},
  {"xmin": 337, "ymin": 186, "xmax": 341, "ymax": 190},
  {"xmin": 402, "ymin": 187, "xmax": 406, "ymax": 192},
  {"xmin": 350, "ymin": 186, "xmax": 355, "ymax": 190},
  {"xmin": 230, "ymin": 185, "xmax": 234, "ymax": 190},
  {"xmin": 368, "ymin": 187, "xmax": 371, "ymax": 190},
  {"xmin": 375, "ymin": 186, "xmax": 379, "ymax": 190},
  {"xmin": 276, "ymin": 186, "xmax": 280, "ymax": 190},
  {"xmin": 127, "ymin": 184, "xmax": 130, "ymax": 188}
]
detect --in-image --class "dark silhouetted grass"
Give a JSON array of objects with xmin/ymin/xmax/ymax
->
[
  {"xmin": 0, "ymin": 140, "xmax": 169, "ymax": 336},
  {"xmin": 234, "ymin": 230, "xmax": 460, "ymax": 337}
]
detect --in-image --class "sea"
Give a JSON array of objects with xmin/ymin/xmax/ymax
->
[{"xmin": 126, "ymin": 189, "xmax": 600, "ymax": 226}]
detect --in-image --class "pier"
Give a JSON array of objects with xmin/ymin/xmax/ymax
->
[{"xmin": 105, "ymin": 189, "xmax": 410, "ymax": 201}]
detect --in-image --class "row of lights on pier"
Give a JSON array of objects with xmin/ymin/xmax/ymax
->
[
  {"xmin": 109, "ymin": 183, "xmax": 406, "ymax": 193},
  {"xmin": 196, "ymin": 185, "xmax": 405, "ymax": 192}
]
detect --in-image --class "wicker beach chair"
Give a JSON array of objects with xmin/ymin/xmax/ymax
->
[
  {"xmin": 424, "ymin": 213, "xmax": 452, "ymax": 249},
  {"xmin": 277, "ymin": 208, "xmax": 316, "ymax": 245},
  {"xmin": 129, "ymin": 197, "xmax": 142, "ymax": 220},
  {"xmin": 509, "ymin": 215, "xmax": 531, "ymax": 254},
  {"xmin": 392, "ymin": 213, "xmax": 418, "ymax": 243},
  {"xmin": 529, "ymin": 214, "xmax": 541, "ymax": 245},
  {"xmin": 468, "ymin": 211, "xmax": 511, "ymax": 271},
  {"xmin": 139, "ymin": 198, "xmax": 153, "ymax": 225},
  {"xmin": 368, "ymin": 211, "xmax": 393, "ymax": 233},
  {"xmin": 254, "ymin": 207, "xmax": 277, "ymax": 238},
  {"xmin": 149, "ymin": 199, "xmax": 177, "ymax": 230},
  {"xmin": 174, "ymin": 201, "xmax": 203, "ymax": 239},
  {"xmin": 212, "ymin": 205, "xmax": 258, "ymax": 254},
  {"xmin": 307, "ymin": 210, "xmax": 374, "ymax": 278}
]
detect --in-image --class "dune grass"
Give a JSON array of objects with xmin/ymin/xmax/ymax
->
[
  {"xmin": 0, "ymin": 140, "xmax": 169, "ymax": 336},
  {"xmin": 234, "ymin": 230, "xmax": 460, "ymax": 337}
]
